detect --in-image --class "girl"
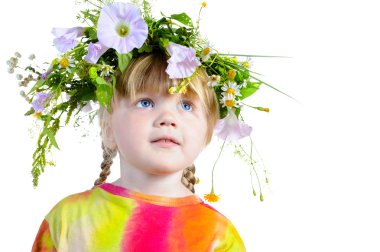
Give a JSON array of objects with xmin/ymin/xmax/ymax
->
[{"xmin": 31, "ymin": 52, "xmax": 246, "ymax": 251}]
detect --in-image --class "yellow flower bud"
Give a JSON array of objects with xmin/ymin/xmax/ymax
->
[
  {"xmin": 59, "ymin": 58, "xmax": 69, "ymax": 68},
  {"xmin": 202, "ymin": 2, "xmax": 207, "ymax": 8},
  {"xmin": 168, "ymin": 86, "xmax": 177, "ymax": 94},
  {"xmin": 227, "ymin": 69, "xmax": 236, "ymax": 80},
  {"xmin": 202, "ymin": 47, "xmax": 211, "ymax": 56}
]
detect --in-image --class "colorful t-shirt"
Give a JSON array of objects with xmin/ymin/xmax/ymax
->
[{"xmin": 32, "ymin": 183, "xmax": 246, "ymax": 252}]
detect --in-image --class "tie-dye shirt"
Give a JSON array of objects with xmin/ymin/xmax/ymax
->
[{"xmin": 32, "ymin": 183, "xmax": 246, "ymax": 251}]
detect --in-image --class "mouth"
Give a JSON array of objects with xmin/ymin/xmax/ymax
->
[{"xmin": 151, "ymin": 136, "xmax": 180, "ymax": 146}]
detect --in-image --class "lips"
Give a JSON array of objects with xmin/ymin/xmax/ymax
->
[{"xmin": 151, "ymin": 136, "xmax": 180, "ymax": 146}]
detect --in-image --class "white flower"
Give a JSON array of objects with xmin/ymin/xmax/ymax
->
[
  {"xmin": 28, "ymin": 54, "xmax": 36, "ymax": 60},
  {"xmin": 166, "ymin": 42, "xmax": 201, "ymax": 79},
  {"xmin": 207, "ymin": 75, "xmax": 220, "ymax": 87},
  {"xmin": 220, "ymin": 93, "xmax": 240, "ymax": 108},
  {"xmin": 100, "ymin": 64, "xmax": 114, "ymax": 77},
  {"xmin": 58, "ymin": 57, "xmax": 75, "ymax": 72},
  {"xmin": 241, "ymin": 79, "xmax": 248, "ymax": 88},
  {"xmin": 201, "ymin": 42, "xmax": 213, "ymax": 61},
  {"xmin": 15, "ymin": 52, "xmax": 22, "ymax": 58},
  {"xmin": 221, "ymin": 82, "xmax": 241, "ymax": 97},
  {"xmin": 214, "ymin": 110, "xmax": 252, "ymax": 141}
]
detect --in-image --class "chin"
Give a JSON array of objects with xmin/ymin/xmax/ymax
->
[{"xmin": 145, "ymin": 163, "xmax": 186, "ymax": 175}]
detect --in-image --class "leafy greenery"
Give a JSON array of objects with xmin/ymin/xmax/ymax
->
[{"xmin": 9, "ymin": 0, "xmax": 288, "ymax": 192}]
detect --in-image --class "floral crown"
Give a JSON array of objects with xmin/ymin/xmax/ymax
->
[{"xmin": 7, "ymin": 0, "xmax": 288, "ymax": 202}]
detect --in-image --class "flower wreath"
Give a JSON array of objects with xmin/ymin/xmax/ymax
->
[{"xmin": 7, "ymin": 0, "xmax": 290, "ymax": 202}]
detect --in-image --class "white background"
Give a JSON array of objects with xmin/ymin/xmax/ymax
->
[{"xmin": 1, "ymin": 0, "xmax": 380, "ymax": 251}]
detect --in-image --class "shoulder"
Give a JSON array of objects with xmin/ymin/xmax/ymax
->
[
  {"xmin": 194, "ymin": 202, "xmax": 246, "ymax": 251},
  {"xmin": 45, "ymin": 187, "xmax": 103, "ymax": 222},
  {"xmin": 196, "ymin": 201, "xmax": 232, "ymax": 223}
]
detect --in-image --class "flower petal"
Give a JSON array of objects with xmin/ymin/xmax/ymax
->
[
  {"xmin": 165, "ymin": 42, "xmax": 201, "ymax": 79},
  {"xmin": 84, "ymin": 42, "xmax": 109, "ymax": 64},
  {"xmin": 51, "ymin": 27, "xmax": 84, "ymax": 53},
  {"xmin": 97, "ymin": 3, "xmax": 148, "ymax": 54},
  {"xmin": 214, "ymin": 111, "xmax": 252, "ymax": 141}
]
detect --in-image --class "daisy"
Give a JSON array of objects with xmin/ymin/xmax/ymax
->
[
  {"xmin": 221, "ymin": 82, "xmax": 241, "ymax": 97},
  {"xmin": 207, "ymin": 75, "xmax": 220, "ymax": 87}
]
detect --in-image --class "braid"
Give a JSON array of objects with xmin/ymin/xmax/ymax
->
[
  {"xmin": 93, "ymin": 142, "xmax": 117, "ymax": 189},
  {"xmin": 181, "ymin": 164, "xmax": 197, "ymax": 193}
]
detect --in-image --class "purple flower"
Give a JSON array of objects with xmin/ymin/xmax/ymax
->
[
  {"xmin": 97, "ymin": 2, "xmax": 148, "ymax": 54},
  {"xmin": 52, "ymin": 27, "xmax": 85, "ymax": 53},
  {"xmin": 166, "ymin": 42, "xmax": 201, "ymax": 79},
  {"xmin": 214, "ymin": 111, "xmax": 252, "ymax": 141},
  {"xmin": 84, "ymin": 42, "xmax": 109, "ymax": 64},
  {"xmin": 32, "ymin": 92, "xmax": 51, "ymax": 113},
  {"xmin": 81, "ymin": 102, "xmax": 93, "ymax": 112},
  {"xmin": 41, "ymin": 67, "xmax": 53, "ymax": 80}
]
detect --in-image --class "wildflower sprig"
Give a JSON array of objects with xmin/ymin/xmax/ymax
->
[{"xmin": 7, "ymin": 0, "xmax": 289, "ymax": 200}]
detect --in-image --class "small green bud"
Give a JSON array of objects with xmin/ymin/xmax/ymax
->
[
  {"xmin": 260, "ymin": 193, "xmax": 264, "ymax": 202},
  {"xmin": 89, "ymin": 67, "xmax": 98, "ymax": 79}
]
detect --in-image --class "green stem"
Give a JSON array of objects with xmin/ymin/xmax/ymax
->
[
  {"xmin": 211, "ymin": 140, "xmax": 226, "ymax": 193},
  {"xmin": 239, "ymin": 141, "xmax": 262, "ymax": 197},
  {"xmin": 240, "ymin": 102, "xmax": 261, "ymax": 110},
  {"xmin": 218, "ymin": 53, "xmax": 291, "ymax": 58}
]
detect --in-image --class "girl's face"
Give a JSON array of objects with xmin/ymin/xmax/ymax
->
[{"xmin": 110, "ymin": 90, "xmax": 208, "ymax": 175}]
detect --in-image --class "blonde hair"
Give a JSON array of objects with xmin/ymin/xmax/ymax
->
[{"xmin": 94, "ymin": 52, "xmax": 219, "ymax": 192}]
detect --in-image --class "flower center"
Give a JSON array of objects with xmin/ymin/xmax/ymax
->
[
  {"xmin": 211, "ymin": 75, "xmax": 219, "ymax": 81},
  {"xmin": 116, "ymin": 23, "xmax": 130, "ymax": 37},
  {"xmin": 59, "ymin": 58, "xmax": 69, "ymax": 68},
  {"xmin": 203, "ymin": 47, "xmax": 210, "ymax": 55},
  {"xmin": 227, "ymin": 69, "xmax": 236, "ymax": 80},
  {"xmin": 227, "ymin": 88, "xmax": 235, "ymax": 95},
  {"xmin": 225, "ymin": 99, "xmax": 235, "ymax": 107}
]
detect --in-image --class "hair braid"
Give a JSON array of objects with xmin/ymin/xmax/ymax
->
[
  {"xmin": 93, "ymin": 142, "xmax": 117, "ymax": 188},
  {"xmin": 181, "ymin": 164, "xmax": 197, "ymax": 193}
]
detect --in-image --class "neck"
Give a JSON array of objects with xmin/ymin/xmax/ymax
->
[{"xmin": 112, "ymin": 157, "xmax": 194, "ymax": 198}]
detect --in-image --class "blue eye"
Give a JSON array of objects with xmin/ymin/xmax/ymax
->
[
  {"xmin": 181, "ymin": 101, "xmax": 192, "ymax": 111},
  {"xmin": 137, "ymin": 99, "xmax": 154, "ymax": 108}
]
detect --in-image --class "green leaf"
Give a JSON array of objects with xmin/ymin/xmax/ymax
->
[
  {"xmin": 89, "ymin": 67, "xmax": 98, "ymax": 79},
  {"xmin": 27, "ymin": 79, "xmax": 45, "ymax": 95},
  {"xmin": 85, "ymin": 27, "xmax": 98, "ymax": 40},
  {"xmin": 170, "ymin": 13, "xmax": 193, "ymax": 27},
  {"xmin": 240, "ymin": 82, "xmax": 260, "ymax": 99},
  {"xmin": 117, "ymin": 52, "xmax": 133, "ymax": 72},
  {"xmin": 24, "ymin": 107, "xmax": 35, "ymax": 116},
  {"xmin": 95, "ymin": 77, "xmax": 113, "ymax": 112},
  {"xmin": 138, "ymin": 44, "xmax": 153, "ymax": 53},
  {"xmin": 159, "ymin": 38, "xmax": 170, "ymax": 48},
  {"xmin": 43, "ymin": 128, "xmax": 60, "ymax": 150}
]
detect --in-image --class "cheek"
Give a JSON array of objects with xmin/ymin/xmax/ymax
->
[
  {"xmin": 112, "ymin": 114, "xmax": 145, "ymax": 148},
  {"xmin": 185, "ymin": 116, "xmax": 208, "ymax": 149}
]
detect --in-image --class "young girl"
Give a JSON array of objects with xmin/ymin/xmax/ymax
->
[
  {"xmin": 31, "ymin": 52, "xmax": 246, "ymax": 251},
  {"xmin": 7, "ymin": 1, "xmax": 277, "ymax": 251}
]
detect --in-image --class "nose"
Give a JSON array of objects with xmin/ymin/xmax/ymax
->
[
  {"xmin": 159, "ymin": 117, "xmax": 176, "ymax": 127},
  {"xmin": 154, "ymin": 110, "xmax": 177, "ymax": 128}
]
